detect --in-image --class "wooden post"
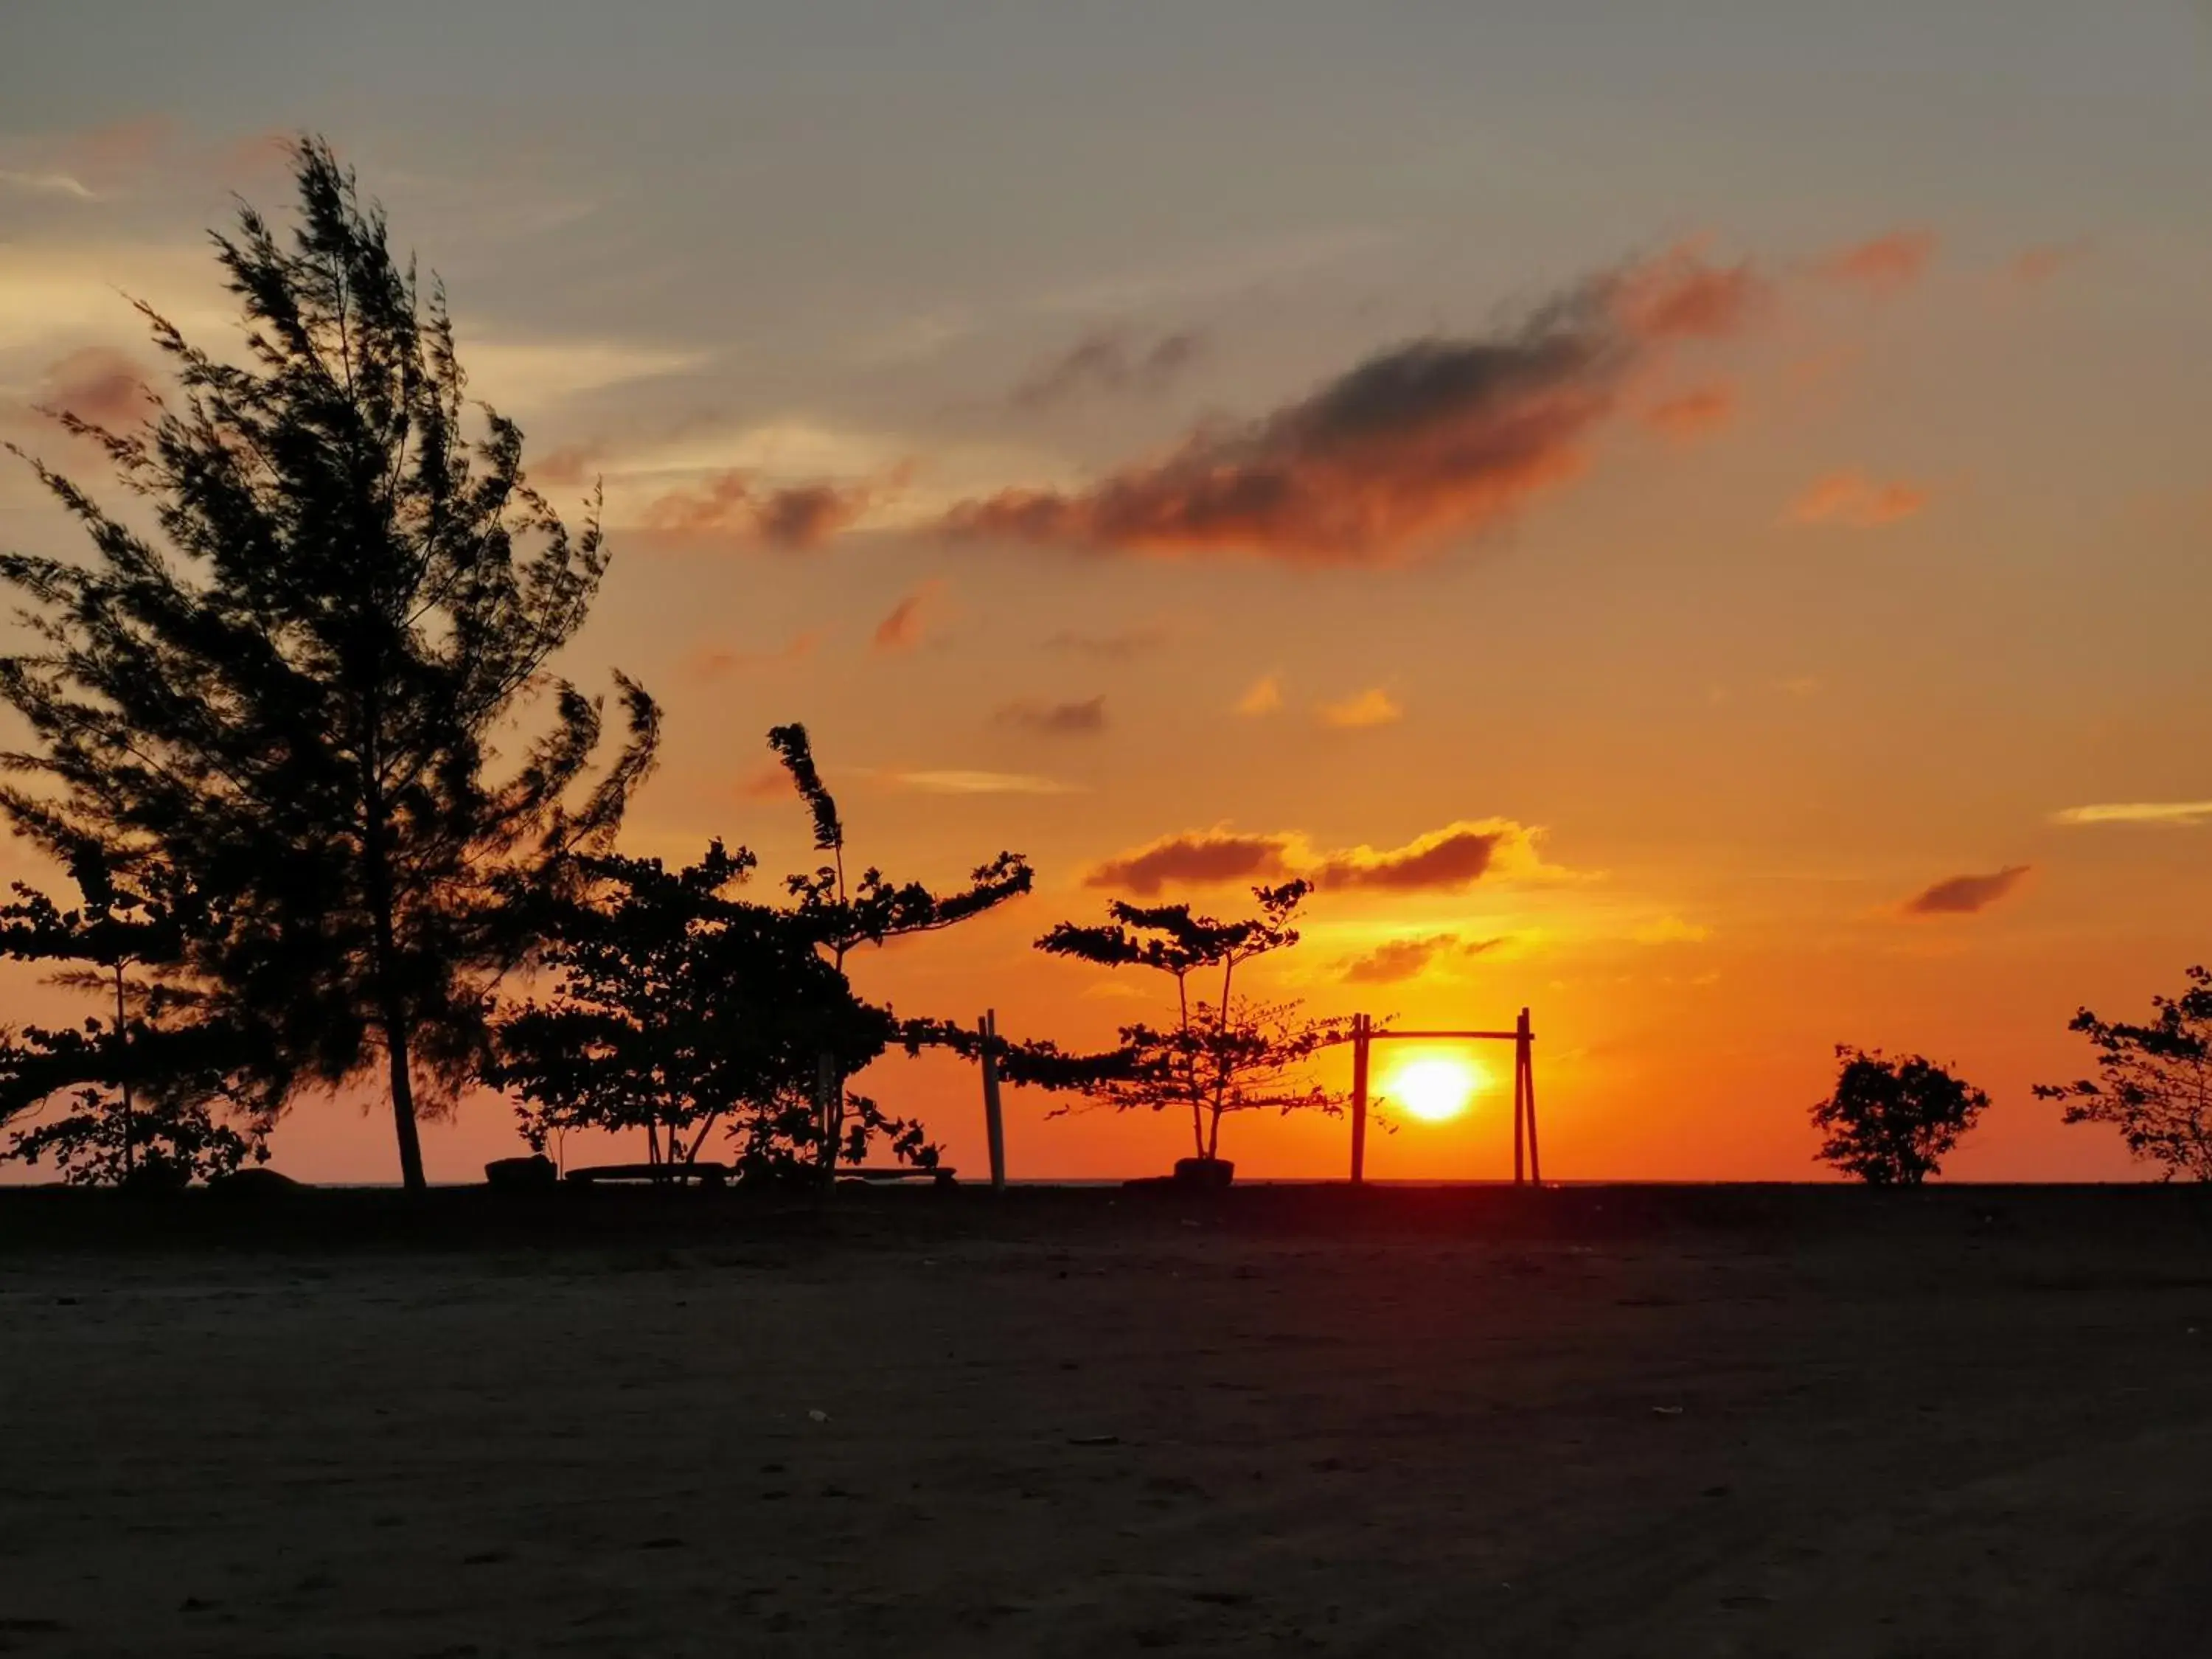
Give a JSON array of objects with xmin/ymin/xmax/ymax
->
[
  {"xmin": 1349, "ymin": 1013, "xmax": 1371, "ymax": 1184},
  {"xmin": 1522, "ymin": 1009, "xmax": 1540, "ymax": 1186},
  {"xmin": 979, "ymin": 1009, "xmax": 1007, "ymax": 1193},
  {"xmin": 1520, "ymin": 1007, "xmax": 1540, "ymax": 1187},
  {"xmin": 1512, "ymin": 1013, "xmax": 1526, "ymax": 1186}
]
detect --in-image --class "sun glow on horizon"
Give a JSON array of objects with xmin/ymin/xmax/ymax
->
[{"xmin": 1381, "ymin": 1056, "xmax": 1486, "ymax": 1123}]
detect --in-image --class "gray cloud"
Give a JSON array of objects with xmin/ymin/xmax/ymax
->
[
  {"xmin": 995, "ymin": 695, "xmax": 1107, "ymax": 737},
  {"xmin": 1904, "ymin": 865, "xmax": 2031, "ymax": 917},
  {"xmin": 1012, "ymin": 327, "xmax": 1206, "ymax": 411}
]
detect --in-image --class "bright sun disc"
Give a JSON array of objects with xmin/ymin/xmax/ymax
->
[{"xmin": 1385, "ymin": 1057, "xmax": 1481, "ymax": 1123}]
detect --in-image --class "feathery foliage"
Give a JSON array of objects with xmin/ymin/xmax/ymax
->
[
  {"xmin": 1036, "ymin": 881, "xmax": 1348, "ymax": 1161},
  {"xmin": 0, "ymin": 138, "xmax": 656, "ymax": 1188},
  {"xmin": 764, "ymin": 723, "xmax": 1031, "ymax": 1164},
  {"xmin": 0, "ymin": 849, "xmax": 266, "ymax": 1186},
  {"xmin": 2037, "ymin": 967, "xmax": 2212, "ymax": 1180},
  {"xmin": 491, "ymin": 842, "xmax": 934, "ymax": 1178}
]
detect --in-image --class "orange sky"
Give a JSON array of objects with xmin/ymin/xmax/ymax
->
[{"xmin": 3, "ymin": 5, "xmax": 2209, "ymax": 1183}]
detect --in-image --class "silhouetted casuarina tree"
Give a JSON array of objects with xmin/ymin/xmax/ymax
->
[
  {"xmin": 1811, "ymin": 1046, "xmax": 1988, "ymax": 1186},
  {"xmin": 0, "ymin": 139, "xmax": 655, "ymax": 1189},
  {"xmin": 1036, "ymin": 881, "xmax": 1348, "ymax": 1167},
  {"xmin": 2036, "ymin": 967, "xmax": 2212, "ymax": 1180}
]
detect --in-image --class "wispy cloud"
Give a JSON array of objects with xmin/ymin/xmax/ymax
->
[
  {"xmin": 1339, "ymin": 933, "xmax": 1502, "ymax": 984},
  {"xmin": 995, "ymin": 695, "xmax": 1107, "ymax": 737},
  {"xmin": 872, "ymin": 580, "xmax": 944, "ymax": 654},
  {"xmin": 34, "ymin": 346, "xmax": 151, "ymax": 426},
  {"xmin": 2009, "ymin": 240, "xmax": 2091, "ymax": 288},
  {"xmin": 1043, "ymin": 623, "xmax": 1172, "ymax": 661},
  {"xmin": 2052, "ymin": 801, "xmax": 2212, "ymax": 827},
  {"xmin": 0, "ymin": 169, "xmax": 97, "ymax": 201},
  {"xmin": 1235, "ymin": 674, "xmax": 1284, "ymax": 717},
  {"xmin": 1786, "ymin": 469, "xmax": 1930, "ymax": 529},
  {"xmin": 1317, "ymin": 688, "xmax": 1402, "ymax": 729},
  {"xmin": 1641, "ymin": 380, "xmax": 1736, "ymax": 440},
  {"xmin": 684, "ymin": 630, "xmax": 822, "ymax": 682},
  {"xmin": 1631, "ymin": 914, "xmax": 1713, "ymax": 945},
  {"xmin": 1012, "ymin": 327, "xmax": 1206, "ymax": 410},
  {"xmin": 886, "ymin": 770, "xmax": 1083, "ymax": 796},
  {"xmin": 1818, "ymin": 229, "xmax": 1938, "ymax": 296},
  {"xmin": 1903, "ymin": 865, "xmax": 2031, "ymax": 917},
  {"xmin": 944, "ymin": 244, "xmax": 1767, "ymax": 565}
]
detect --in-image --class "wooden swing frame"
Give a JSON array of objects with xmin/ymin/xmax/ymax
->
[{"xmin": 1348, "ymin": 1007, "xmax": 1540, "ymax": 1186}]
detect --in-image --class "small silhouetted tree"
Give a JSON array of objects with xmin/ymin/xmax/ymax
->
[
  {"xmin": 2035, "ymin": 967, "xmax": 2212, "ymax": 1180},
  {"xmin": 0, "ymin": 850, "xmax": 265, "ymax": 1186},
  {"xmin": 490, "ymin": 843, "xmax": 933, "ymax": 1179},
  {"xmin": 1036, "ymin": 881, "xmax": 1349, "ymax": 1164},
  {"xmin": 765, "ymin": 724, "xmax": 1030, "ymax": 1165},
  {"xmin": 0, "ymin": 139, "xmax": 655, "ymax": 1190},
  {"xmin": 1811, "ymin": 1046, "xmax": 1988, "ymax": 1186}
]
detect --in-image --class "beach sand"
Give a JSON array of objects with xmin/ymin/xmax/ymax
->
[{"xmin": 3, "ymin": 1184, "xmax": 2210, "ymax": 1656}]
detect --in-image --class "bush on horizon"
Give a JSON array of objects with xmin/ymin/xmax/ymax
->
[{"xmin": 1811, "ymin": 1047, "xmax": 1988, "ymax": 1186}]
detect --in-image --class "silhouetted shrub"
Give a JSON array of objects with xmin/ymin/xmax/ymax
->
[{"xmin": 1811, "ymin": 1047, "xmax": 1987, "ymax": 1186}]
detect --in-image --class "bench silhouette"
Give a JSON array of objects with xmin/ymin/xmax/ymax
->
[{"xmin": 561, "ymin": 1162, "xmax": 958, "ymax": 1189}]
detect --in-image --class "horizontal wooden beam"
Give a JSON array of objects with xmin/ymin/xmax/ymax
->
[{"xmin": 1366, "ymin": 1029, "xmax": 1523, "ymax": 1042}]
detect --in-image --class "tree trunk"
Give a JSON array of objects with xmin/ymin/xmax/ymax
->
[
  {"xmin": 815, "ymin": 1052, "xmax": 844, "ymax": 1177},
  {"xmin": 113, "ymin": 962, "xmax": 133, "ymax": 1181},
  {"xmin": 383, "ymin": 1012, "xmax": 427, "ymax": 1192}
]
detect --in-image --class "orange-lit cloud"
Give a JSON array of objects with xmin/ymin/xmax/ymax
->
[
  {"xmin": 1340, "ymin": 933, "xmax": 1501, "ymax": 984},
  {"xmin": 1631, "ymin": 914, "xmax": 1713, "ymax": 945},
  {"xmin": 534, "ymin": 442, "xmax": 603, "ymax": 488},
  {"xmin": 1316, "ymin": 823, "xmax": 1517, "ymax": 891},
  {"xmin": 36, "ymin": 347, "xmax": 152, "ymax": 426},
  {"xmin": 1641, "ymin": 381, "xmax": 1736, "ymax": 440},
  {"xmin": 67, "ymin": 116, "xmax": 175, "ymax": 173},
  {"xmin": 1044, "ymin": 623, "xmax": 1172, "ymax": 660},
  {"xmin": 1818, "ymin": 229, "xmax": 1938, "ymax": 295},
  {"xmin": 1013, "ymin": 327, "xmax": 1206, "ymax": 409},
  {"xmin": 872, "ymin": 581, "xmax": 943, "ymax": 654},
  {"xmin": 1235, "ymin": 675, "xmax": 1284, "ymax": 717},
  {"xmin": 684, "ymin": 629, "xmax": 821, "ymax": 682},
  {"xmin": 884, "ymin": 769, "xmax": 1082, "ymax": 796},
  {"xmin": 2052, "ymin": 801, "xmax": 2212, "ymax": 827},
  {"xmin": 1786, "ymin": 470, "xmax": 1930, "ymax": 529},
  {"xmin": 1317, "ymin": 688, "xmax": 1403, "ymax": 729},
  {"xmin": 943, "ymin": 246, "xmax": 1767, "ymax": 565},
  {"xmin": 1903, "ymin": 865, "xmax": 2031, "ymax": 917},
  {"xmin": 644, "ymin": 469, "xmax": 883, "ymax": 549},
  {"xmin": 738, "ymin": 760, "xmax": 794, "ymax": 801},
  {"xmin": 995, "ymin": 695, "xmax": 1107, "ymax": 737},
  {"xmin": 2009, "ymin": 239, "xmax": 2090, "ymax": 288},
  {"xmin": 1085, "ymin": 818, "xmax": 1555, "ymax": 897},
  {"xmin": 1085, "ymin": 828, "xmax": 1295, "ymax": 894}
]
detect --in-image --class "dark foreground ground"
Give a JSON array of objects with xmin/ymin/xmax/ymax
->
[{"xmin": 4, "ymin": 1183, "xmax": 2211, "ymax": 1658}]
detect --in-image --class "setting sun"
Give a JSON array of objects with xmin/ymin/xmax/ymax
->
[{"xmin": 1382, "ymin": 1057, "xmax": 1485, "ymax": 1124}]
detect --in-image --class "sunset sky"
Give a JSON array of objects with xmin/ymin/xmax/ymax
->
[{"xmin": 4, "ymin": 2, "xmax": 2210, "ymax": 1183}]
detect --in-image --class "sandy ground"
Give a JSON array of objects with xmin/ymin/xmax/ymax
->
[{"xmin": 3, "ymin": 1185, "xmax": 2211, "ymax": 1658}]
